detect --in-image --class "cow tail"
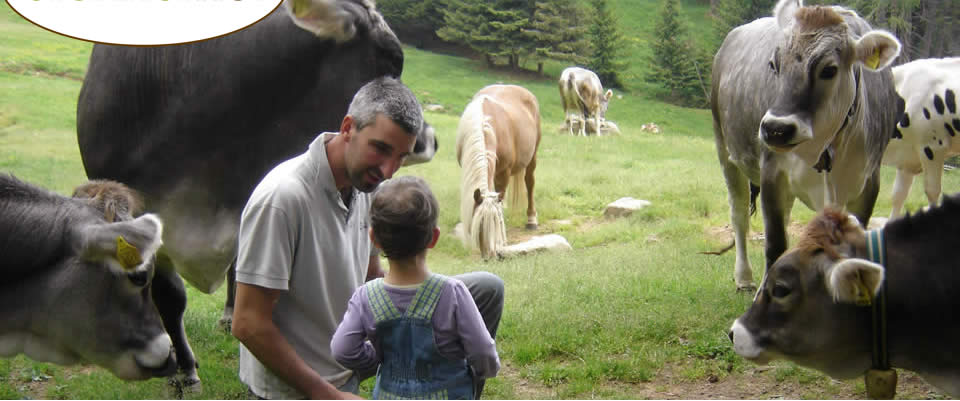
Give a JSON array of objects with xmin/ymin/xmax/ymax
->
[{"xmin": 749, "ymin": 183, "xmax": 760, "ymax": 216}]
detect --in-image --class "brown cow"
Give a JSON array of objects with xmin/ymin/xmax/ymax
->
[{"xmin": 730, "ymin": 195, "xmax": 960, "ymax": 397}]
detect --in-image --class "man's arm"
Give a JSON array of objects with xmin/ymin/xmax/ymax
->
[{"xmin": 232, "ymin": 282, "xmax": 360, "ymax": 400}]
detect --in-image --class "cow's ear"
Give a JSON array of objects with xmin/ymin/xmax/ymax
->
[
  {"xmin": 283, "ymin": 0, "xmax": 360, "ymax": 43},
  {"xmin": 774, "ymin": 0, "xmax": 802, "ymax": 31},
  {"xmin": 827, "ymin": 258, "xmax": 884, "ymax": 305},
  {"xmin": 854, "ymin": 31, "xmax": 901, "ymax": 71}
]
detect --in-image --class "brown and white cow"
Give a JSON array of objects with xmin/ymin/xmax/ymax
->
[
  {"xmin": 558, "ymin": 67, "xmax": 613, "ymax": 136},
  {"xmin": 729, "ymin": 194, "xmax": 960, "ymax": 397},
  {"xmin": 712, "ymin": 0, "xmax": 901, "ymax": 290},
  {"xmin": 882, "ymin": 57, "xmax": 960, "ymax": 218},
  {"xmin": 1, "ymin": 174, "xmax": 176, "ymax": 380}
]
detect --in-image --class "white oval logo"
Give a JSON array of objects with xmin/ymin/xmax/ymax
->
[{"xmin": 6, "ymin": 0, "xmax": 282, "ymax": 46}]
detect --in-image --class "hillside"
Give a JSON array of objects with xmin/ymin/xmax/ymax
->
[{"xmin": 388, "ymin": 0, "xmax": 716, "ymax": 98}]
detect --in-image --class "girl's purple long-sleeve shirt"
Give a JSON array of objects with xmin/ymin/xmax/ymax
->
[{"xmin": 331, "ymin": 277, "xmax": 501, "ymax": 379}]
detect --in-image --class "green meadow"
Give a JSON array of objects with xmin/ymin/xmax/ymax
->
[{"xmin": 0, "ymin": 2, "xmax": 951, "ymax": 399}]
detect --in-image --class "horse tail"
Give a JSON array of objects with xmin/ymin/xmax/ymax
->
[
  {"xmin": 471, "ymin": 194, "xmax": 506, "ymax": 259},
  {"xmin": 509, "ymin": 170, "xmax": 524, "ymax": 212}
]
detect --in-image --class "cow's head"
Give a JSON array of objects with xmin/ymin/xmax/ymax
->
[
  {"xmin": 61, "ymin": 182, "xmax": 177, "ymax": 380},
  {"xmin": 759, "ymin": 0, "xmax": 900, "ymax": 156},
  {"xmin": 729, "ymin": 209, "xmax": 880, "ymax": 379},
  {"xmin": 404, "ymin": 121, "xmax": 438, "ymax": 166}
]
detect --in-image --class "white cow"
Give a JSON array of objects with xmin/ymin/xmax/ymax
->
[
  {"xmin": 558, "ymin": 67, "xmax": 613, "ymax": 136},
  {"xmin": 883, "ymin": 57, "xmax": 960, "ymax": 218}
]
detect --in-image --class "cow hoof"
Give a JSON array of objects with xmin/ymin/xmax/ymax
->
[
  {"xmin": 736, "ymin": 284, "xmax": 757, "ymax": 293},
  {"xmin": 217, "ymin": 315, "xmax": 232, "ymax": 333},
  {"xmin": 166, "ymin": 373, "xmax": 202, "ymax": 398},
  {"xmin": 181, "ymin": 376, "xmax": 202, "ymax": 395},
  {"xmin": 525, "ymin": 223, "xmax": 538, "ymax": 230}
]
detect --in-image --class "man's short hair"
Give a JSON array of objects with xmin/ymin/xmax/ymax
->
[
  {"xmin": 347, "ymin": 77, "xmax": 423, "ymax": 137},
  {"xmin": 370, "ymin": 176, "xmax": 438, "ymax": 260}
]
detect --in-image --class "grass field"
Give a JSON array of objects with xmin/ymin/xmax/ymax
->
[{"xmin": 0, "ymin": 1, "xmax": 954, "ymax": 399}]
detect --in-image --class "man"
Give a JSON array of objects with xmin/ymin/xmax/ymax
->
[{"xmin": 231, "ymin": 77, "xmax": 504, "ymax": 399}]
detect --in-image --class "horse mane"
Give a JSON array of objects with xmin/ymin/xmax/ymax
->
[{"xmin": 457, "ymin": 95, "xmax": 507, "ymax": 257}]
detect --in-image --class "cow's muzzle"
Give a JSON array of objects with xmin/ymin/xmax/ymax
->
[{"xmin": 759, "ymin": 112, "xmax": 813, "ymax": 151}]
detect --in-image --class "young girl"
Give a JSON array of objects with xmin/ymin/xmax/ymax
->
[{"xmin": 331, "ymin": 176, "xmax": 500, "ymax": 399}]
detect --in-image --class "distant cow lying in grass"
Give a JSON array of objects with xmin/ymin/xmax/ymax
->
[
  {"xmin": 0, "ymin": 174, "xmax": 176, "ymax": 380},
  {"xmin": 729, "ymin": 193, "xmax": 960, "ymax": 398},
  {"xmin": 882, "ymin": 57, "xmax": 960, "ymax": 218}
]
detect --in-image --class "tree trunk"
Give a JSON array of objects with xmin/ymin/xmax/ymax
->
[
  {"xmin": 917, "ymin": 0, "xmax": 936, "ymax": 59},
  {"xmin": 537, "ymin": 62, "xmax": 543, "ymax": 75},
  {"xmin": 485, "ymin": 54, "xmax": 494, "ymax": 67}
]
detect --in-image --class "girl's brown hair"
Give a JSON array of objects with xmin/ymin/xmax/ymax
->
[{"xmin": 370, "ymin": 176, "xmax": 438, "ymax": 260}]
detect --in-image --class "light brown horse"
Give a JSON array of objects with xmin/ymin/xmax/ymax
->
[{"xmin": 456, "ymin": 84, "xmax": 541, "ymax": 259}]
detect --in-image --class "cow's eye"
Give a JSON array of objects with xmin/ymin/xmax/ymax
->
[
  {"xmin": 772, "ymin": 284, "xmax": 791, "ymax": 298},
  {"xmin": 768, "ymin": 60, "xmax": 776, "ymax": 71},
  {"xmin": 819, "ymin": 65, "xmax": 838, "ymax": 80}
]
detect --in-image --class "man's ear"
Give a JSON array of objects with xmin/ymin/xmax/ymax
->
[
  {"xmin": 827, "ymin": 258, "xmax": 885, "ymax": 305},
  {"xmin": 427, "ymin": 227, "xmax": 440, "ymax": 249},
  {"xmin": 341, "ymin": 115, "xmax": 355, "ymax": 140}
]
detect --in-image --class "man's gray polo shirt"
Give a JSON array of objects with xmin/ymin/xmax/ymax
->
[{"xmin": 236, "ymin": 133, "xmax": 372, "ymax": 399}]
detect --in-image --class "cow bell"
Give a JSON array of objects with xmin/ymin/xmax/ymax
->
[{"xmin": 865, "ymin": 368, "xmax": 897, "ymax": 399}]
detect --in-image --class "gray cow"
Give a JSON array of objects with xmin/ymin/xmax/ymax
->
[
  {"xmin": 76, "ymin": 0, "xmax": 437, "ymax": 388},
  {"xmin": 730, "ymin": 198, "xmax": 960, "ymax": 398},
  {"xmin": 712, "ymin": 0, "xmax": 901, "ymax": 290},
  {"xmin": 0, "ymin": 174, "xmax": 176, "ymax": 380}
]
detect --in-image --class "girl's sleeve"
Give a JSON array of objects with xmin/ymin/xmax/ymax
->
[
  {"xmin": 452, "ymin": 281, "xmax": 501, "ymax": 379},
  {"xmin": 330, "ymin": 287, "xmax": 378, "ymax": 371}
]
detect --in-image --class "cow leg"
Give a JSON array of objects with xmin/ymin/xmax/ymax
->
[
  {"xmin": 718, "ymin": 156, "xmax": 755, "ymax": 291},
  {"xmin": 218, "ymin": 258, "xmax": 237, "ymax": 332},
  {"xmin": 760, "ymin": 169, "xmax": 795, "ymax": 270},
  {"xmin": 889, "ymin": 168, "xmax": 915, "ymax": 218},
  {"xmin": 847, "ymin": 169, "xmax": 880, "ymax": 228},
  {"xmin": 524, "ymin": 157, "xmax": 538, "ymax": 230},
  {"xmin": 921, "ymin": 154, "xmax": 945, "ymax": 210},
  {"xmin": 153, "ymin": 254, "xmax": 201, "ymax": 395}
]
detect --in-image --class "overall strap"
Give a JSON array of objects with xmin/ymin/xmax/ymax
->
[
  {"xmin": 404, "ymin": 274, "xmax": 447, "ymax": 320},
  {"xmin": 366, "ymin": 279, "xmax": 402, "ymax": 324}
]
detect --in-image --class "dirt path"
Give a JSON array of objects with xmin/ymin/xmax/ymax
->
[{"xmin": 498, "ymin": 360, "xmax": 946, "ymax": 399}]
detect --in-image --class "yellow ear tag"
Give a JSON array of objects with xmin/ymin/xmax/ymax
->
[
  {"xmin": 866, "ymin": 48, "xmax": 881, "ymax": 70},
  {"xmin": 116, "ymin": 236, "xmax": 142, "ymax": 270}
]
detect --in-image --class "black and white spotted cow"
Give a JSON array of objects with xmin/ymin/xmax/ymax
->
[
  {"xmin": 882, "ymin": 57, "xmax": 960, "ymax": 218},
  {"xmin": 711, "ymin": 0, "xmax": 901, "ymax": 290},
  {"xmin": 1, "ymin": 174, "xmax": 176, "ymax": 380},
  {"xmin": 729, "ymin": 195, "xmax": 960, "ymax": 397}
]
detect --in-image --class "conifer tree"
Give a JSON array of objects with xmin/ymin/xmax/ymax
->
[
  {"xmin": 647, "ymin": 0, "xmax": 706, "ymax": 106},
  {"xmin": 711, "ymin": 0, "xmax": 775, "ymax": 52},
  {"xmin": 587, "ymin": 0, "xmax": 626, "ymax": 88},
  {"xmin": 438, "ymin": 0, "xmax": 531, "ymax": 68},
  {"xmin": 524, "ymin": 0, "xmax": 591, "ymax": 74}
]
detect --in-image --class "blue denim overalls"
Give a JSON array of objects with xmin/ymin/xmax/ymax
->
[{"xmin": 366, "ymin": 274, "xmax": 475, "ymax": 400}]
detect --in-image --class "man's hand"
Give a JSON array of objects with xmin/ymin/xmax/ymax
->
[{"xmin": 233, "ymin": 282, "xmax": 346, "ymax": 399}]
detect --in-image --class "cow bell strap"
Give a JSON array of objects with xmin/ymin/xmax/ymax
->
[{"xmin": 865, "ymin": 229, "xmax": 890, "ymax": 370}]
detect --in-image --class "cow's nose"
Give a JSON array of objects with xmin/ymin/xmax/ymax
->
[
  {"xmin": 727, "ymin": 329, "xmax": 735, "ymax": 343},
  {"xmin": 760, "ymin": 120, "xmax": 797, "ymax": 147}
]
